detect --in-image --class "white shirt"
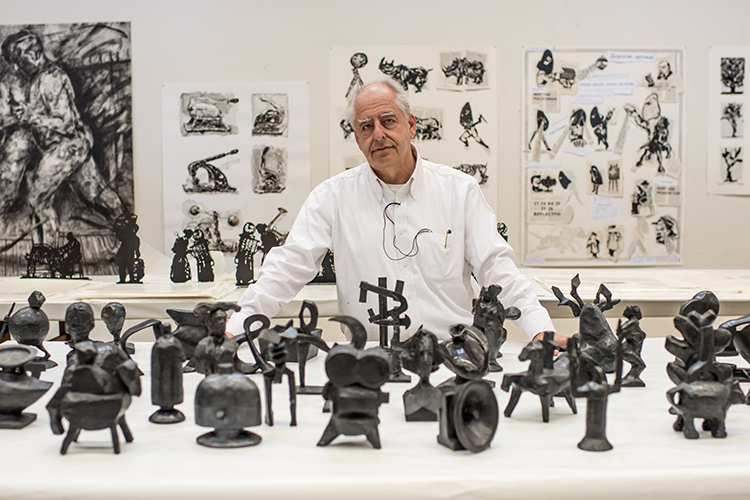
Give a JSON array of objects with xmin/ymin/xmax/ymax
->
[{"xmin": 226, "ymin": 149, "xmax": 555, "ymax": 340}]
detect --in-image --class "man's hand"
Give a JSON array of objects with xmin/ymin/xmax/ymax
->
[{"xmin": 533, "ymin": 330, "xmax": 568, "ymax": 349}]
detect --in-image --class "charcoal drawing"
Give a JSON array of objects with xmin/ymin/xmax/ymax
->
[
  {"xmin": 0, "ymin": 23, "xmax": 133, "ymax": 276},
  {"xmin": 652, "ymin": 215, "xmax": 679, "ymax": 254},
  {"xmin": 624, "ymin": 94, "xmax": 672, "ymax": 173},
  {"xmin": 454, "ymin": 164, "xmax": 488, "ymax": 185},
  {"xmin": 721, "ymin": 103, "xmax": 743, "ymax": 138},
  {"xmin": 721, "ymin": 57, "xmax": 744, "ymax": 94},
  {"xmin": 182, "ymin": 202, "xmax": 241, "ymax": 254},
  {"xmin": 721, "ymin": 147, "xmax": 742, "ymax": 183},
  {"xmin": 458, "ymin": 102, "xmax": 489, "ymax": 149},
  {"xmin": 378, "ymin": 57, "xmax": 431, "ymax": 93},
  {"xmin": 630, "ymin": 179, "xmax": 655, "ymax": 216},
  {"xmin": 183, "ymin": 149, "xmax": 238, "ymax": 193},
  {"xmin": 441, "ymin": 56, "xmax": 485, "ymax": 85},
  {"xmin": 251, "ymin": 94, "xmax": 288, "ymax": 137},
  {"xmin": 590, "ymin": 107, "xmax": 613, "ymax": 149},
  {"xmin": 255, "ymin": 207, "xmax": 288, "ymax": 264},
  {"xmin": 252, "ymin": 146, "xmax": 287, "ymax": 194},
  {"xmin": 180, "ymin": 92, "xmax": 238, "ymax": 135},
  {"xmin": 413, "ymin": 108, "xmax": 442, "ymax": 140},
  {"xmin": 345, "ymin": 52, "xmax": 367, "ymax": 98}
]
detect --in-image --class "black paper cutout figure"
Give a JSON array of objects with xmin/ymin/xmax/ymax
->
[
  {"xmin": 620, "ymin": 305, "xmax": 646, "ymax": 387},
  {"xmin": 528, "ymin": 110, "xmax": 551, "ymax": 152},
  {"xmin": 454, "ymin": 163, "xmax": 488, "ymax": 185},
  {"xmin": 586, "ymin": 232, "xmax": 600, "ymax": 258},
  {"xmin": 501, "ymin": 331, "xmax": 577, "ymax": 422},
  {"xmin": 608, "ymin": 163, "xmax": 620, "ymax": 191},
  {"xmin": 535, "ymin": 49, "xmax": 577, "ymax": 88},
  {"xmin": 624, "ymin": 93, "xmax": 672, "ymax": 173},
  {"xmin": 183, "ymin": 150, "xmax": 238, "ymax": 193},
  {"xmin": 631, "ymin": 179, "xmax": 655, "ymax": 216},
  {"xmin": 472, "ymin": 285, "xmax": 520, "ymax": 372},
  {"xmin": 721, "ymin": 57, "xmax": 745, "ymax": 94},
  {"xmin": 569, "ymin": 109, "xmax": 587, "ymax": 147},
  {"xmin": 252, "ymin": 95, "xmax": 286, "ymax": 136},
  {"xmin": 235, "ymin": 222, "xmax": 260, "ymax": 286},
  {"xmin": 537, "ymin": 49, "xmax": 554, "ymax": 75},
  {"xmin": 23, "ymin": 233, "xmax": 87, "ymax": 279},
  {"xmin": 190, "ymin": 229, "xmax": 214, "ymax": 282},
  {"xmin": 0, "ymin": 344, "xmax": 52, "ymax": 428},
  {"xmin": 652, "ymin": 215, "xmax": 679, "ymax": 254},
  {"xmin": 721, "ymin": 147, "xmax": 742, "ymax": 182},
  {"xmin": 7, "ymin": 291, "xmax": 55, "ymax": 369},
  {"xmin": 558, "ymin": 171, "xmax": 572, "ymax": 189},
  {"xmin": 442, "ymin": 57, "xmax": 485, "ymax": 85},
  {"xmin": 531, "ymin": 174, "xmax": 556, "ymax": 193},
  {"xmin": 590, "ymin": 107, "xmax": 613, "ymax": 149},
  {"xmin": 552, "ymin": 275, "xmax": 621, "ymax": 373},
  {"xmin": 346, "ymin": 52, "xmax": 368, "ymax": 98},
  {"xmin": 317, "ymin": 315, "xmax": 390, "ymax": 448},
  {"xmin": 590, "ymin": 165, "xmax": 603, "ymax": 195},
  {"xmin": 378, "ymin": 57, "xmax": 431, "ymax": 92},
  {"xmin": 170, "ymin": 229, "xmax": 193, "ymax": 283},
  {"xmin": 183, "ymin": 94, "xmax": 238, "ymax": 134},
  {"xmin": 400, "ymin": 327, "xmax": 443, "ymax": 421},
  {"xmin": 458, "ymin": 102, "xmax": 489, "ymax": 149},
  {"xmin": 359, "ymin": 278, "xmax": 411, "ymax": 383},
  {"xmin": 256, "ymin": 207, "xmax": 288, "ymax": 264},
  {"xmin": 113, "ymin": 214, "xmax": 143, "ymax": 284}
]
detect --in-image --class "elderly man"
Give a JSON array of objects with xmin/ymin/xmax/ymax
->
[{"xmin": 226, "ymin": 79, "xmax": 563, "ymax": 346}]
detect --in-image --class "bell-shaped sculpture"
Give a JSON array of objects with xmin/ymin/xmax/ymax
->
[
  {"xmin": 0, "ymin": 344, "xmax": 53, "ymax": 428},
  {"xmin": 195, "ymin": 362, "xmax": 262, "ymax": 448}
]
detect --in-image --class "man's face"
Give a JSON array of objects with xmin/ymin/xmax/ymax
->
[
  {"xmin": 14, "ymin": 36, "xmax": 44, "ymax": 75},
  {"xmin": 353, "ymin": 84, "xmax": 416, "ymax": 180}
]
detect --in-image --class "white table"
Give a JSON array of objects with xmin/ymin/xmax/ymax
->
[{"xmin": 3, "ymin": 338, "xmax": 750, "ymax": 500}]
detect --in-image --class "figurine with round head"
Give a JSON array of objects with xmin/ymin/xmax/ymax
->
[
  {"xmin": 101, "ymin": 302, "xmax": 126, "ymax": 342},
  {"xmin": 65, "ymin": 302, "xmax": 95, "ymax": 344}
]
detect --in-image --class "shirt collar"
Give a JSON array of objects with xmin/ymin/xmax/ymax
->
[{"xmin": 366, "ymin": 144, "xmax": 423, "ymax": 202}]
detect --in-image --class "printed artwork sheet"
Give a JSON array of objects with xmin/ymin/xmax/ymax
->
[
  {"xmin": 162, "ymin": 82, "xmax": 310, "ymax": 274},
  {"xmin": 329, "ymin": 46, "xmax": 498, "ymax": 208},
  {"xmin": 522, "ymin": 48, "xmax": 685, "ymax": 266},
  {"xmin": 707, "ymin": 47, "xmax": 750, "ymax": 195}
]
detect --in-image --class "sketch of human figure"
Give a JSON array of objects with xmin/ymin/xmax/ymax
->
[
  {"xmin": 608, "ymin": 162, "xmax": 620, "ymax": 192},
  {"xmin": 235, "ymin": 222, "xmax": 260, "ymax": 286},
  {"xmin": 606, "ymin": 225, "xmax": 622, "ymax": 260},
  {"xmin": 589, "ymin": 165, "xmax": 603, "ymax": 195},
  {"xmin": 721, "ymin": 147, "xmax": 742, "ymax": 183},
  {"xmin": 534, "ymin": 49, "xmax": 577, "ymax": 89},
  {"xmin": 631, "ymin": 179, "xmax": 655, "ymax": 216},
  {"xmin": 458, "ymin": 102, "xmax": 489, "ymax": 149},
  {"xmin": 586, "ymin": 232, "xmax": 600, "ymax": 258},
  {"xmin": 528, "ymin": 110, "xmax": 551, "ymax": 161},
  {"xmin": 568, "ymin": 109, "xmax": 587, "ymax": 147},
  {"xmin": 170, "ymin": 229, "xmax": 192, "ymax": 283},
  {"xmin": 340, "ymin": 119, "xmax": 354, "ymax": 139},
  {"xmin": 58, "ymin": 232, "xmax": 83, "ymax": 278},
  {"xmin": 652, "ymin": 215, "xmax": 679, "ymax": 254},
  {"xmin": 590, "ymin": 106, "xmax": 613, "ymax": 149},
  {"xmin": 627, "ymin": 217, "xmax": 649, "ymax": 259},
  {"xmin": 624, "ymin": 93, "xmax": 672, "ymax": 173},
  {"xmin": 0, "ymin": 29, "xmax": 124, "ymax": 246},
  {"xmin": 345, "ymin": 52, "xmax": 367, "ymax": 98},
  {"xmin": 190, "ymin": 228, "xmax": 214, "ymax": 282}
]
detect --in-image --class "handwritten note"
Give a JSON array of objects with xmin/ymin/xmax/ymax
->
[{"xmin": 605, "ymin": 51, "xmax": 656, "ymax": 63}]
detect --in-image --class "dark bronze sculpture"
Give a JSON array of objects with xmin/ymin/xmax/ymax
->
[
  {"xmin": 318, "ymin": 316, "xmax": 390, "ymax": 448},
  {"xmin": 113, "ymin": 213, "xmax": 144, "ymax": 283},
  {"xmin": 501, "ymin": 331, "xmax": 577, "ymax": 422},
  {"xmin": 7, "ymin": 291, "xmax": 56, "ymax": 368},
  {"xmin": 194, "ymin": 362, "xmax": 262, "ymax": 448},
  {"xmin": 400, "ymin": 327, "xmax": 443, "ymax": 421},
  {"xmin": 438, "ymin": 323, "xmax": 491, "ymax": 386},
  {"xmin": 293, "ymin": 300, "xmax": 329, "ymax": 395},
  {"xmin": 255, "ymin": 324, "xmax": 298, "ymax": 426},
  {"xmin": 23, "ymin": 232, "xmax": 87, "ymax": 279},
  {"xmin": 193, "ymin": 302, "xmax": 242, "ymax": 375},
  {"xmin": 0, "ymin": 344, "xmax": 52, "ymax": 429},
  {"xmin": 101, "ymin": 302, "xmax": 134, "ymax": 355},
  {"xmin": 472, "ymin": 284, "xmax": 520, "ymax": 372},
  {"xmin": 620, "ymin": 305, "xmax": 647, "ymax": 387},
  {"xmin": 552, "ymin": 274, "xmax": 620, "ymax": 372},
  {"xmin": 190, "ymin": 228, "xmax": 214, "ymax": 282},
  {"xmin": 150, "ymin": 324, "xmax": 185, "ymax": 424}
]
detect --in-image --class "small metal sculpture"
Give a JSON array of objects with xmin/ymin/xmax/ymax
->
[
  {"xmin": 437, "ymin": 324, "xmax": 498, "ymax": 452},
  {"xmin": 359, "ymin": 278, "xmax": 411, "ymax": 383},
  {"xmin": 254, "ymin": 323, "xmax": 298, "ymax": 426},
  {"xmin": 235, "ymin": 222, "xmax": 261, "ymax": 286},
  {"xmin": 552, "ymin": 274, "xmax": 620, "ymax": 372},
  {"xmin": 501, "ymin": 331, "xmax": 577, "ymax": 422},
  {"xmin": 113, "ymin": 213, "xmax": 144, "ymax": 283},
  {"xmin": 7, "ymin": 291, "xmax": 56, "ymax": 369},
  {"xmin": 101, "ymin": 302, "xmax": 134, "ymax": 355},
  {"xmin": 170, "ymin": 229, "xmax": 193, "ymax": 283},
  {"xmin": 150, "ymin": 324, "xmax": 185, "ymax": 424},
  {"xmin": 183, "ymin": 150, "xmax": 238, "ymax": 193},
  {"xmin": 568, "ymin": 324, "xmax": 624, "ymax": 451},
  {"xmin": 195, "ymin": 362, "xmax": 262, "ymax": 448},
  {"xmin": 472, "ymin": 285, "xmax": 520, "ymax": 372},
  {"xmin": 400, "ymin": 327, "xmax": 442, "ymax": 422},
  {"xmin": 722, "ymin": 313, "xmax": 750, "ymax": 381},
  {"xmin": 0, "ymin": 344, "xmax": 52, "ymax": 429},
  {"xmin": 318, "ymin": 316, "xmax": 390, "ymax": 449},
  {"xmin": 620, "ymin": 305, "xmax": 647, "ymax": 387},
  {"xmin": 190, "ymin": 229, "xmax": 214, "ymax": 282},
  {"xmin": 193, "ymin": 302, "xmax": 242, "ymax": 375},
  {"xmin": 293, "ymin": 301, "xmax": 330, "ymax": 395},
  {"xmin": 23, "ymin": 232, "xmax": 87, "ymax": 279}
]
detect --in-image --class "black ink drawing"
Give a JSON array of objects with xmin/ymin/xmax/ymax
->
[
  {"xmin": 183, "ymin": 150, "xmax": 238, "ymax": 193},
  {"xmin": 652, "ymin": 215, "xmax": 678, "ymax": 254},
  {"xmin": 528, "ymin": 110, "xmax": 551, "ymax": 154},
  {"xmin": 608, "ymin": 162, "xmax": 620, "ymax": 192},
  {"xmin": 345, "ymin": 52, "xmax": 367, "ymax": 98},
  {"xmin": 113, "ymin": 213, "xmax": 143, "ymax": 283},
  {"xmin": 590, "ymin": 107, "xmax": 613, "ymax": 149},
  {"xmin": 497, "ymin": 222, "xmax": 508, "ymax": 242},
  {"xmin": 0, "ymin": 24, "xmax": 133, "ymax": 276},
  {"xmin": 631, "ymin": 179, "xmax": 655, "ymax": 216},
  {"xmin": 190, "ymin": 228, "xmax": 214, "ymax": 282},
  {"xmin": 645, "ymin": 60, "xmax": 674, "ymax": 87},
  {"xmin": 23, "ymin": 232, "xmax": 85, "ymax": 279},
  {"xmin": 530, "ymin": 174, "xmax": 556, "ymax": 193},
  {"xmin": 378, "ymin": 57, "xmax": 431, "ymax": 93},
  {"xmin": 721, "ymin": 147, "xmax": 743, "ymax": 183},
  {"xmin": 413, "ymin": 108, "xmax": 442, "ymax": 141},
  {"xmin": 170, "ymin": 229, "xmax": 192, "ymax": 283},
  {"xmin": 441, "ymin": 57, "xmax": 485, "ymax": 85},
  {"xmin": 624, "ymin": 94, "xmax": 672, "ymax": 173},
  {"xmin": 454, "ymin": 164, "xmax": 488, "ymax": 185},
  {"xmin": 256, "ymin": 207, "xmax": 288, "ymax": 265},
  {"xmin": 535, "ymin": 49, "xmax": 576, "ymax": 88},
  {"xmin": 181, "ymin": 92, "xmax": 238, "ymax": 135},
  {"xmin": 721, "ymin": 103, "xmax": 743, "ymax": 138},
  {"xmin": 458, "ymin": 102, "xmax": 489, "ymax": 149},
  {"xmin": 590, "ymin": 165, "xmax": 603, "ymax": 195},
  {"xmin": 252, "ymin": 146, "xmax": 287, "ymax": 194},
  {"xmin": 251, "ymin": 94, "xmax": 288, "ymax": 137},
  {"xmin": 183, "ymin": 203, "xmax": 241, "ymax": 254},
  {"xmin": 309, "ymin": 249, "xmax": 335, "ymax": 284},
  {"xmin": 606, "ymin": 225, "xmax": 622, "ymax": 260},
  {"xmin": 339, "ymin": 119, "xmax": 354, "ymax": 139},
  {"xmin": 235, "ymin": 222, "xmax": 260, "ymax": 286},
  {"xmin": 721, "ymin": 57, "xmax": 744, "ymax": 94},
  {"xmin": 569, "ymin": 109, "xmax": 587, "ymax": 147},
  {"xmin": 586, "ymin": 232, "xmax": 600, "ymax": 259}
]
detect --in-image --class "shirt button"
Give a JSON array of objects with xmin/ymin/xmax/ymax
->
[{"xmin": 399, "ymin": 230, "xmax": 405, "ymax": 235}]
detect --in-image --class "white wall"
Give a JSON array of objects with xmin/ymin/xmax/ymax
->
[{"xmin": 5, "ymin": 0, "xmax": 749, "ymax": 269}]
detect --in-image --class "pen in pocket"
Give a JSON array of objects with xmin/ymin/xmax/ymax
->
[{"xmin": 444, "ymin": 229, "xmax": 452, "ymax": 248}]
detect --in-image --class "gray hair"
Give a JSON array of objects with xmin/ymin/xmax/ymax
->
[{"xmin": 343, "ymin": 78, "xmax": 411, "ymax": 128}]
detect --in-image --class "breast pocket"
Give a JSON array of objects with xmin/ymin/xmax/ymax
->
[{"xmin": 416, "ymin": 231, "xmax": 464, "ymax": 282}]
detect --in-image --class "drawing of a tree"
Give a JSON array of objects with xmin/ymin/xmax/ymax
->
[
  {"xmin": 721, "ymin": 103, "xmax": 743, "ymax": 138},
  {"xmin": 721, "ymin": 57, "xmax": 745, "ymax": 94},
  {"xmin": 721, "ymin": 147, "xmax": 742, "ymax": 182}
]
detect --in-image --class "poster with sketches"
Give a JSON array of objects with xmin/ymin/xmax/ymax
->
[
  {"xmin": 162, "ymin": 82, "xmax": 309, "ymax": 273},
  {"xmin": 707, "ymin": 47, "xmax": 750, "ymax": 195},
  {"xmin": 0, "ymin": 22, "xmax": 133, "ymax": 276},
  {"xmin": 522, "ymin": 47, "xmax": 685, "ymax": 266},
  {"xmin": 329, "ymin": 46, "xmax": 498, "ymax": 208}
]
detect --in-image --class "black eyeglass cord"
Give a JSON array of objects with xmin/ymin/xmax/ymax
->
[{"xmin": 381, "ymin": 202, "xmax": 432, "ymax": 261}]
